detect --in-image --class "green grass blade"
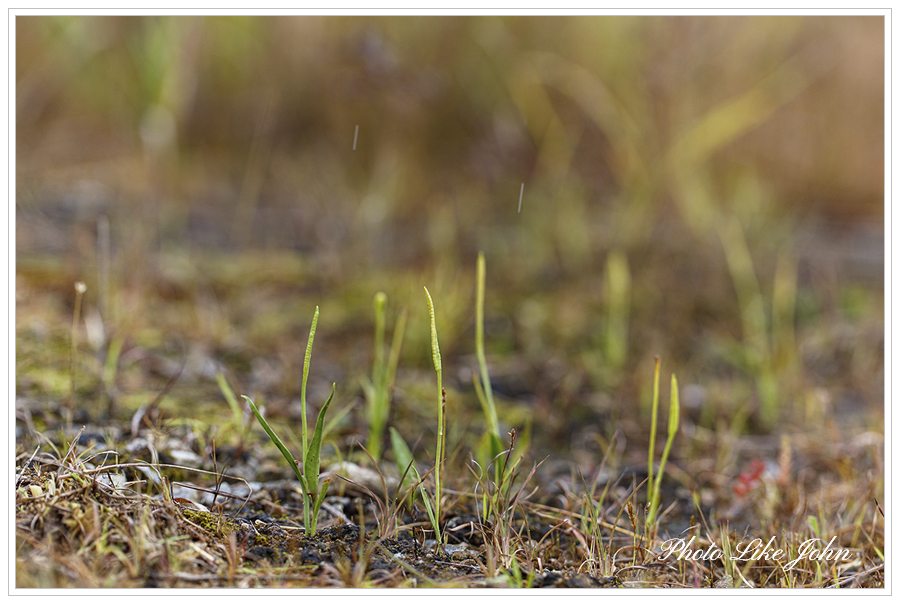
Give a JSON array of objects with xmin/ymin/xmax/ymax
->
[
  {"xmin": 647, "ymin": 373, "xmax": 680, "ymax": 528},
  {"xmin": 300, "ymin": 306, "xmax": 320, "ymax": 462},
  {"xmin": 418, "ymin": 491, "xmax": 439, "ymax": 545},
  {"xmin": 472, "ymin": 375, "xmax": 504, "ymax": 462},
  {"xmin": 366, "ymin": 295, "xmax": 406, "ymax": 461},
  {"xmin": 476, "ymin": 253, "xmax": 500, "ymax": 440},
  {"xmin": 304, "ymin": 383, "xmax": 335, "ymax": 505},
  {"xmin": 242, "ymin": 395, "xmax": 308, "ymax": 494},
  {"xmin": 312, "ymin": 477, "xmax": 332, "ymax": 521},
  {"xmin": 369, "ymin": 293, "xmax": 388, "ymax": 456},
  {"xmin": 648, "ymin": 357, "xmax": 660, "ymax": 477},
  {"xmin": 390, "ymin": 427, "xmax": 419, "ymax": 492}
]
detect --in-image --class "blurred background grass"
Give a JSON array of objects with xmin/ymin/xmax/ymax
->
[{"xmin": 15, "ymin": 16, "xmax": 884, "ymax": 453}]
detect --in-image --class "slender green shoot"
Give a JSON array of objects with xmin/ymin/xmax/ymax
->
[
  {"xmin": 364, "ymin": 293, "xmax": 407, "ymax": 461},
  {"xmin": 300, "ymin": 306, "xmax": 319, "ymax": 462},
  {"xmin": 241, "ymin": 306, "xmax": 334, "ymax": 535},
  {"xmin": 424, "ymin": 286, "xmax": 445, "ymax": 544},
  {"xmin": 647, "ymin": 356, "xmax": 661, "ymax": 477},
  {"xmin": 370, "ymin": 292, "xmax": 387, "ymax": 409},
  {"xmin": 244, "ymin": 386, "xmax": 334, "ymax": 535},
  {"xmin": 474, "ymin": 252, "xmax": 503, "ymax": 477},
  {"xmin": 304, "ymin": 383, "xmax": 335, "ymax": 518},
  {"xmin": 647, "ymin": 373, "xmax": 680, "ymax": 528},
  {"xmin": 243, "ymin": 395, "xmax": 306, "ymax": 492}
]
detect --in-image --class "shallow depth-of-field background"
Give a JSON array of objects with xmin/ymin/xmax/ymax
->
[{"xmin": 15, "ymin": 15, "xmax": 884, "ymax": 588}]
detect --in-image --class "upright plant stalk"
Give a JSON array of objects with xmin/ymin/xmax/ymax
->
[
  {"xmin": 243, "ymin": 306, "xmax": 334, "ymax": 536},
  {"xmin": 366, "ymin": 293, "xmax": 406, "ymax": 461},
  {"xmin": 647, "ymin": 356, "xmax": 661, "ymax": 478},
  {"xmin": 304, "ymin": 383, "xmax": 335, "ymax": 519},
  {"xmin": 647, "ymin": 373, "xmax": 680, "ymax": 528},
  {"xmin": 244, "ymin": 394, "xmax": 310, "ymax": 528},
  {"xmin": 424, "ymin": 287, "xmax": 444, "ymax": 543},
  {"xmin": 301, "ymin": 307, "xmax": 319, "ymax": 463},
  {"xmin": 244, "ymin": 390, "xmax": 333, "ymax": 536},
  {"xmin": 475, "ymin": 253, "xmax": 502, "ymax": 464}
]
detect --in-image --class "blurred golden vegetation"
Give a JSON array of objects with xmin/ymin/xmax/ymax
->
[
  {"xmin": 17, "ymin": 16, "xmax": 883, "ymax": 237},
  {"xmin": 16, "ymin": 15, "xmax": 884, "ymax": 433}
]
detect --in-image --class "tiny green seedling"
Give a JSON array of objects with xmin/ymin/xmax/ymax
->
[
  {"xmin": 473, "ymin": 253, "xmax": 504, "ymax": 480},
  {"xmin": 472, "ymin": 252, "xmax": 530, "ymax": 524},
  {"xmin": 362, "ymin": 292, "xmax": 406, "ymax": 461},
  {"xmin": 242, "ymin": 306, "xmax": 334, "ymax": 536},
  {"xmin": 646, "ymin": 368, "xmax": 680, "ymax": 529},
  {"xmin": 647, "ymin": 357, "xmax": 661, "ymax": 479}
]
